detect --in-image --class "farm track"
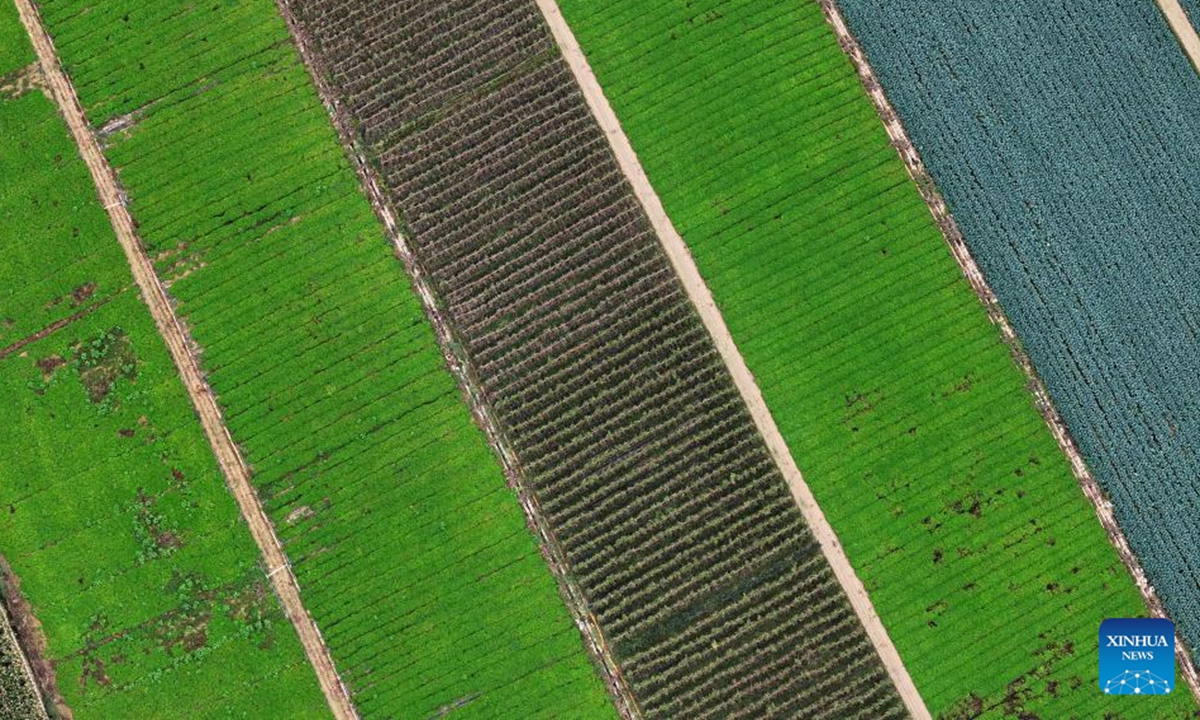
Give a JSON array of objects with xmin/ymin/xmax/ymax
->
[
  {"xmin": 282, "ymin": 0, "xmax": 910, "ymax": 716},
  {"xmin": 269, "ymin": 0, "xmax": 640, "ymax": 715},
  {"xmin": 10, "ymin": 1, "xmax": 358, "ymax": 716},
  {"xmin": 534, "ymin": 2, "xmax": 928, "ymax": 718},
  {"xmin": 1157, "ymin": 0, "xmax": 1200, "ymax": 73},
  {"xmin": 821, "ymin": 0, "xmax": 1200, "ymax": 701}
]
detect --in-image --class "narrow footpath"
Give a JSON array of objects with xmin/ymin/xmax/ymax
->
[
  {"xmin": 532, "ymin": 1, "xmax": 932, "ymax": 718},
  {"xmin": 11, "ymin": 1, "xmax": 359, "ymax": 716}
]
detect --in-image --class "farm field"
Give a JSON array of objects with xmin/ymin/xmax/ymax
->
[
  {"xmin": 31, "ymin": 0, "xmax": 615, "ymax": 717},
  {"xmin": 836, "ymin": 0, "xmax": 1200, "ymax": 660},
  {"xmin": 556, "ymin": 0, "xmax": 1199, "ymax": 717},
  {"xmin": 287, "ymin": 0, "xmax": 907, "ymax": 717},
  {"xmin": 0, "ymin": 3, "xmax": 327, "ymax": 717}
]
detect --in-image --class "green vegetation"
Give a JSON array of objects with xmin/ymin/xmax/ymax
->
[
  {"xmin": 0, "ymin": 2, "xmax": 30, "ymax": 74},
  {"xmin": 33, "ymin": 0, "xmax": 615, "ymax": 716},
  {"xmin": 557, "ymin": 0, "xmax": 1197, "ymax": 716},
  {"xmin": 0, "ymin": 11, "xmax": 326, "ymax": 718}
]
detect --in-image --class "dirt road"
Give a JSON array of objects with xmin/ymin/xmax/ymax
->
[
  {"xmin": 533, "ymin": 2, "xmax": 932, "ymax": 718},
  {"xmin": 818, "ymin": 0, "xmax": 1200, "ymax": 703},
  {"xmin": 11, "ymin": 1, "xmax": 358, "ymax": 716},
  {"xmin": 1157, "ymin": 0, "xmax": 1200, "ymax": 74}
]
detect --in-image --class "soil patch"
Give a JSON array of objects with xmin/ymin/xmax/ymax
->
[
  {"xmin": 72, "ymin": 327, "xmax": 136, "ymax": 404},
  {"xmin": 0, "ymin": 63, "xmax": 45, "ymax": 99}
]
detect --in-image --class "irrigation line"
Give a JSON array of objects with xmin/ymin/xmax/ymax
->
[
  {"xmin": 10, "ymin": 1, "xmax": 360, "ymax": 716},
  {"xmin": 820, "ymin": 0, "xmax": 1200, "ymax": 703},
  {"xmin": 533, "ymin": 1, "xmax": 932, "ymax": 717},
  {"xmin": 269, "ymin": 2, "xmax": 642, "ymax": 717}
]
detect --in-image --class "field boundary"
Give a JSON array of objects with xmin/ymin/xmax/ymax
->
[
  {"xmin": 534, "ymin": 2, "xmax": 931, "ymax": 717},
  {"xmin": 819, "ymin": 0, "xmax": 1200, "ymax": 702},
  {"xmin": 0, "ymin": 574, "xmax": 50, "ymax": 720},
  {"xmin": 1156, "ymin": 0, "xmax": 1200, "ymax": 74},
  {"xmin": 1, "ymin": 558, "xmax": 70, "ymax": 719},
  {"xmin": 0, "ymin": 610, "xmax": 48, "ymax": 720},
  {"xmin": 270, "ymin": 1, "xmax": 642, "ymax": 717},
  {"xmin": 10, "ymin": 1, "xmax": 360, "ymax": 716}
]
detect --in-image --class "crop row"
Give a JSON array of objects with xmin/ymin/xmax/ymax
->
[
  {"xmin": 288, "ymin": 0, "xmax": 908, "ymax": 716},
  {"xmin": 34, "ymin": 0, "xmax": 615, "ymax": 716},
  {"xmin": 838, "ymin": 0, "xmax": 1200, "ymax": 663},
  {"xmin": 555, "ymin": 0, "xmax": 1199, "ymax": 717},
  {"xmin": 0, "ymin": 4, "xmax": 326, "ymax": 716}
]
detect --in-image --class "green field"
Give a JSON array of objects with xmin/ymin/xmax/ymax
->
[
  {"xmin": 557, "ymin": 0, "xmax": 1197, "ymax": 716},
  {"xmin": 32, "ymin": 0, "xmax": 615, "ymax": 716},
  {"xmin": 0, "ymin": 2, "xmax": 27, "ymax": 71},
  {"xmin": 0, "ymin": 4, "xmax": 327, "ymax": 717}
]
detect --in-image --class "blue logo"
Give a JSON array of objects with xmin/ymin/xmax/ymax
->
[{"xmin": 1099, "ymin": 618, "xmax": 1175, "ymax": 695}]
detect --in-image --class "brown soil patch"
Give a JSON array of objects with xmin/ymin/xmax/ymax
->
[
  {"xmin": 72, "ymin": 327, "xmax": 136, "ymax": 404},
  {"xmin": 35, "ymin": 355, "xmax": 64, "ymax": 380},
  {"xmin": 284, "ymin": 505, "xmax": 313, "ymax": 525},
  {"xmin": 69, "ymin": 283, "xmax": 96, "ymax": 306},
  {"xmin": 132, "ymin": 488, "xmax": 183, "ymax": 563},
  {"xmin": 0, "ymin": 63, "xmax": 45, "ymax": 100},
  {"xmin": 94, "ymin": 108, "xmax": 145, "ymax": 146}
]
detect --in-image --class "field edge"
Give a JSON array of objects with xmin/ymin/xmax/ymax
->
[
  {"xmin": 821, "ymin": 0, "xmax": 1200, "ymax": 700},
  {"xmin": 10, "ymin": 0, "xmax": 357, "ymax": 715},
  {"xmin": 535, "ymin": 0, "xmax": 931, "ymax": 716},
  {"xmin": 269, "ymin": 0, "xmax": 641, "ymax": 715}
]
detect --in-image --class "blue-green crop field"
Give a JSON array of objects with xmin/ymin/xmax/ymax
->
[
  {"xmin": 839, "ymin": 0, "xmax": 1200, "ymax": 664},
  {"xmin": 0, "ymin": 3, "xmax": 326, "ymax": 717},
  {"xmin": 557, "ymin": 0, "xmax": 1198, "ymax": 716}
]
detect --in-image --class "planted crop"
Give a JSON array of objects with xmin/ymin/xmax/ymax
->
[
  {"xmin": 838, "ymin": 0, "xmax": 1200, "ymax": 664},
  {"xmin": 286, "ymin": 0, "xmax": 908, "ymax": 716},
  {"xmin": 556, "ymin": 0, "xmax": 1200, "ymax": 716}
]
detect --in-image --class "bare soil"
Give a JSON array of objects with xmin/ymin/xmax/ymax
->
[{"xmin": 0, "ymin": 62, "xmax": 45, "ymax": 99}]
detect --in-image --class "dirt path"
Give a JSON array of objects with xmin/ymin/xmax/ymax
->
[
  {"xmin": 11, "ymin": 1, "xmax": 358, "ymax": 717},
  {"xmin": 533, "ymin": 2, "xmax": 932, "ymax": 718},
  {"xmin": 818, "ymin": 0, "xmax": 1200, "ymax": 703},
  {"xmin": 1157, "ymin": 0, "xmax": 1200, "ymax": 74}
]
